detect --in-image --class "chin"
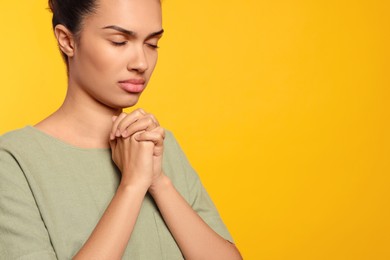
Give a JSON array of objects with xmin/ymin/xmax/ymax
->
[
  {"xmin": 113, "ymin": 98, "xmax": 141, "ymax": 109},
  {"xmin": 99, "ymin": 92, "xmax": 142, "ymax": 110}
]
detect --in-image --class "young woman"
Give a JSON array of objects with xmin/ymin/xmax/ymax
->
[{"xmin": 0, "ymin": 0, "xmax": 242, "ymax": 259}]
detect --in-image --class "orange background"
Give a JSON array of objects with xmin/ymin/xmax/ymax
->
[{"xmin": 1, "ymin": 1, "xmax": 389, "ymax": 259}]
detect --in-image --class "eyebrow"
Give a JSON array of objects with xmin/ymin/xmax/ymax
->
[{"xmin": 102, "ymin": 25, "xmax": 164, "ymax": 39}]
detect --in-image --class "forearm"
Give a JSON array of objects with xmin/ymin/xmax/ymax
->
[
  {"xmin": 149, "ymin": 175, "xmax": 242, "ymax": 260},
  {"xmin": 73, "ymin": 183, "xmax": 148, "ymax": 260}
]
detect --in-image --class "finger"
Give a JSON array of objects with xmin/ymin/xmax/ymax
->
[
  {"xmin": 136, "ymin": 108, "xmax": 146, "ymax": 115},
  {"xmin": 109, "ymin": 116, "xmax": 118, "ymax": 139},
  {"xmin": 144, "ymin": 113, "xmax": 160, "ymax": 127},
  {"xmin": 109, "ymin": 137, "xmax": 117, "ymax": 153},
  {"xmin": 134, "ymin": 127, "xmax": 165, "ymax": 147},
  {"xmin": 122, "ymin": 116, "xmax": 159, "ymax": 138},
  {"xmin": 116, "ymin": 109, "xmax": 147, "ymax": 137},
  {"xmin": 110, "ymin": 112, "xmax": 127, "ymax": 140},
  {"xmin": 135, "ymin": 131, "xmax": 165, "ymax": 156}
]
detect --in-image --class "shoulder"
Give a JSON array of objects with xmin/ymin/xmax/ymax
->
[
  {"xmin": 0, "ymin": 126, "xmax": 52, "ymax": 166},
  {"xmin": 0, "ymin": 129, "xmax": 57, "ymax": 259},
  {"xmin": 161, "ymin": 129, "xmax": 201, "ymax": 195},
  {"xmin": 162, "ymin": 129, "xmax": 191, "ymax": 167},
  {"xmin": 0, "ymin": 129, "xmax": 29, "ymax": 183},
  {"xmin": 0, "ymin": 126, "xmax": 32, "ymax": 145},
  {"xmin": 0, "ymin": 127, "xmax": 34, "ymax": 170},
  {"xmin": 0, "ymin": 127, "xmax": 32, "ymax": 152},
  {"xmin": 163, "ymin": 129, "xmax": 181, "ymax": 151},
  {"xmin": 0, "ymin": 126, "xmax": 44, "ymax": 155}
]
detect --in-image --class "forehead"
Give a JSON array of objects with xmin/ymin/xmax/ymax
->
[{"xmin": 85, "ymin": 0, "xmax": 162, "ymax": 32}]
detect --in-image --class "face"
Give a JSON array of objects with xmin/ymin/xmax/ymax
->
[{"xmin": 68, "ymin": 0, "xmax": 163, "ymax": 109}]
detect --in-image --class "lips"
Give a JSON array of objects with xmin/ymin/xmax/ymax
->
[{"xmin": 118, "ymin": 78, "xmax": 146, "ymax": 93}]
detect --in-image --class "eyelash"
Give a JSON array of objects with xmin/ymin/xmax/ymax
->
[
  {"xmin": 147, "ymin": 44, "xmax": 159, "ymax": 49},
  {"xmin": 112, "ymin": 41, "xmax": 127, "ymax": 46},
  {"xmin": 111, "ymin": 41, "xmax": 159, "ymax": 49}
]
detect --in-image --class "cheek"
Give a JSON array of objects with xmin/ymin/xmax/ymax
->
[
  {"xmin": 76, "ymin": 41, "xmax": 126, "ymax": 84},
  {"xmin": 145, "ymin": 50, "xmax": 159, "ymax": 74}
]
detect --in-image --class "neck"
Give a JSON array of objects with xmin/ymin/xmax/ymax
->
[{"xmin": 35, "ymin": 84, "xmax": 123, "ymax": 149}]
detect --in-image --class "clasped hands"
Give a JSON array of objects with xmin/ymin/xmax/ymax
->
[{"xmin": 109, "ymin": 109, "xmax": 165, "ymax": 190}]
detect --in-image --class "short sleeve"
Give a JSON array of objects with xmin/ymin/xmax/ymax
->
[
  {"xmin": 164, "ymin": 132, "xmax": 234, "ymax": 243},
  {"xmin": 0, "ymin": 148, "xmax": 57, "ymax": 259}
]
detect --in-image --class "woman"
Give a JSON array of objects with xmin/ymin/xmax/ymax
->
[{"xmin": 0, "ymin": 0, "xmax": 242, "ymax": 259}]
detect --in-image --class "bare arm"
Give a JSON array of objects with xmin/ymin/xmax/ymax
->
[
  {"xmin": 73, "ymin": 182, "xmax": 148, "ymax": 260},
  {"xmin": 74, "ymin": 110, "xmax": 241, "ymax": 259},
  {"xmin": 149, "ymin": 175, "xmax": 243, "ymax": 260},
  {"xmin": 74, "ymin": 110, "xmax": 162, "ymax": 259}
]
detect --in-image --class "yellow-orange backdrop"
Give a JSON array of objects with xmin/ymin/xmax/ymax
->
[{"xmin": 1, "ymin": 1, "xmax": 389, "ymax": 259}]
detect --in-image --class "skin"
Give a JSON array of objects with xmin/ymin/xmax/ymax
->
[{"xmin": 35, "ymin": 0, "xmax": 243, "ymax": 259}]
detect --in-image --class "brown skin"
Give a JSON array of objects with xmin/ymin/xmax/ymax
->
[
  {"xmin": 36, "ymin": 0, "xmax": 162, "ymax": 148},
  {"xmin": 36, "ymin": 0, "xmax": 242, "ymax": 259}
]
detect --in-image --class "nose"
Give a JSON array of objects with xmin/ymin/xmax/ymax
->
[{"xmin": 127, "ymin": 45, "xmax": 149, "ymax": 73}]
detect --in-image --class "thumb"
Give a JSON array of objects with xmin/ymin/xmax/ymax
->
[{"xmin": 109, "ymin": 138, "xmax": 117, "ymax": 151}]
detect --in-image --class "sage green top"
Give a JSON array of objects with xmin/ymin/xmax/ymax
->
[{"xmin": 0, "ymin": 126, "xmax": 232, "ymax": 259}]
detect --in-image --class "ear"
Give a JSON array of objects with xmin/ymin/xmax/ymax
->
[{"xmin": 54, "ymin": 24, "xmax": 75, "ymax": 58}]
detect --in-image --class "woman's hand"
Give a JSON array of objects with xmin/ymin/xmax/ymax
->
[{"xmin": 109, "ymin": 109, "xmax": 165, "ymax": 188}]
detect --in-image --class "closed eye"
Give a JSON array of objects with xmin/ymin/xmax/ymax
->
[
  {"xmin": 112, "ymin": 41, "xmax": 128, "ymax": 46},
  {"xmin": 146, "ymin": 43, "xmax": 159, "ymax": 49}
]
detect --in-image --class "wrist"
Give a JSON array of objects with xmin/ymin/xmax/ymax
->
[
  {"xmin": 148, "ymin": 173, "xmax": 172, "ymax": 196},
  {"xmin": 119, "ymin": 177, "xmax": 151, "ymax": 194}
]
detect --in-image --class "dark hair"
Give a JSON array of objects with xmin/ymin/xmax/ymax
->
[{"xmin": 48, "ymin": 0, "xmax": 98, "ymax": 66}]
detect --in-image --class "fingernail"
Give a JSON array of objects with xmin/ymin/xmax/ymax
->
[
  {"xmin": 116, "ymin": 130, "xmax": 121, "ymax": 137},
  {"xmin": 112, "ymin": 116, "xmax": 117, "ymax": 122},
  {"xmin": 110, "ymin": 133, "xmax": 114, "ymax": 140},
  {"xmin": 121, "ymin": 130, "xmax": 128, "ymax": 137}
]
